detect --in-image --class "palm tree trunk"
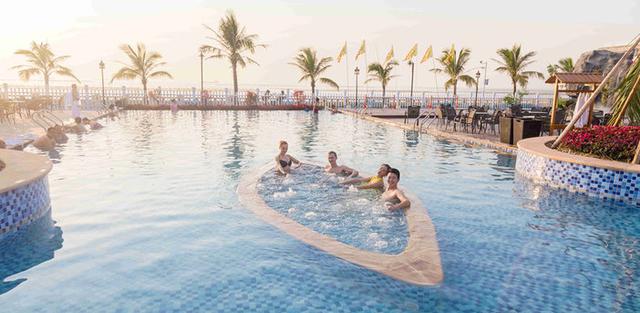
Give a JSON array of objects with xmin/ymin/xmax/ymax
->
[
  {"xmin": 311, "ymin": 80, "xmax": 316, "ymax": 103},
  {"xmin": 453, "ymin": 81, "xmax": 457, "ymax": 97},
  {"xmin": 143, "ymin": 80, "xmax": 148, "ymax": 105},
  {"xmin": 382, "ymin": 85, "xmax": 386, "ymax": 108},
  {"xmin": 512, "ymin": 79, "xmax": 517, "ymax": 97},
  {"xmin": 44, "ymin": 74, "xmax": 50, "ymax": 97},
  {"xmin": 232, "ymin": 62, "xmax": 238, "ymax": 105}
]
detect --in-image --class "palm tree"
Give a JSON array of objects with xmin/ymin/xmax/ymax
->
[
  {"xmin": 547, "ymin": 57, "xmax": 575, "ymax": 77},
  {"xmin": 494, "ymin": 44, "xmax": 544, "ymax": 96},
  {"xmin": 289, "ymin": 48, "xmax": 338, "ymax": 98},
  {"xmin": 11, "ymin": 41, "xmax": 80, "ymax": 96},
  {"xmin": 365, "ymin": 61, "xmax": 398, "ymax": 107},
  {"xmin": 431, "ymin": 47, "xmax": 476, "ymax": 96},
  {"xmin": 111, "ymin": 43, "xmax": 172, "ymax": 105},
  {"xmin": 609, "ymin": 58, "xmax": 640, "ymax": 125},
  {"xmin": 201, "ymin": 11, "xmax": 266, "ymax": 100}
]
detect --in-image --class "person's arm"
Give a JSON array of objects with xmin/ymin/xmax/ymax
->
[
  {"xmin": 389, "ymin": 190, "xmax": 411, "ymax": 210},
  {"xmin": 342, "ymin": 166, "xmax": 359, "ymax": 178},
  {"xmin": 357, "ymin": 180, "xmax": 384, "ymax": 190},
  {"xmin": 289, "ymin": 155, "xmax": 301, "ymax": 165},
  {"xmin": 340, "ymin": 176, "xmax": 368, "ymax": 185}
]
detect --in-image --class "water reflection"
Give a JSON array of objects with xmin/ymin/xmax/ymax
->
[
  {"xmin": 299, "ymin": 113, "xmax": 319, "ymax": 154},
  {"xmin": 0, "ymin": 210, "xmax": 63, "ymax": 295},
  {"xmin": 403, "ymin": 130, "xmax": 419, "ymax": 148},
  {"xmin": 514, "ymin": 176, "xmax": 640, "ymax": 310}
]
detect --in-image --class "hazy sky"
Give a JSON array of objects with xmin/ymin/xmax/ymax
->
[{"xmin": 1, "ymin": 0, "xmax": 638, "ymax": 94}]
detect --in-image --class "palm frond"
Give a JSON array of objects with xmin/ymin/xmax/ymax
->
[{"xmin": 319, "ymin": 77, "xmax": 339, "ymax": 90}]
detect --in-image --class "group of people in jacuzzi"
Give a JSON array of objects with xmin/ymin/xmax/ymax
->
[{"xmin": 275, "ymin": 140, "xmax": 411, "ymax": 211}]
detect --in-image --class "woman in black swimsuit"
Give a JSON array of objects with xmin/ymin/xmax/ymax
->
[{"xmin": 275, "ymin": 140, "xmax": 301, "ymax": 174}]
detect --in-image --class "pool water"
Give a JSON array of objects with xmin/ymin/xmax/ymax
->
[
  {"xmin": 1, "ymin": 110, "xmax": 639, "ymax": 312},
  {"xmin": 257, "ymin": 163, "xmax": 408, "ymax": 254}
]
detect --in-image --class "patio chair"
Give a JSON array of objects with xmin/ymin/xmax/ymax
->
[
  {"xmin": 463, "ymin": 109, "xmax": 477, "ymax": 133},
  {"xmin": 0, "ymin": 100, "xmax": 17, "ymax": 124},
  {"xmin": 482, "ymin": 110, "xmax": 502, "ymax": 134},
  {"xmin": 540, "ymin": 109, "xmax": 565, "ymax": 135}
]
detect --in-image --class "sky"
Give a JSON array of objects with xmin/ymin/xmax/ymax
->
[{"xmin": 0, "ymin": 0, "xmax": 639, "ymax": 94}]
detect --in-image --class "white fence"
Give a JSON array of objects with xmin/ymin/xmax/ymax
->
[{"xmin": 1, "ymin": 83, "xmax": 554, "ymax": 110}]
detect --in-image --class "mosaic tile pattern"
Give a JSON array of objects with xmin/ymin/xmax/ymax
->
[
  {"xmin": 516, "ymin": 149, "xmax": 640, "ymax": 206},
  {"xmin": 0, "ymin": 176, "xmax": 51, "ymax": 239}
]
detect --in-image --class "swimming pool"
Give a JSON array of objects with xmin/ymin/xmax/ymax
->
[{"xmin": 1, "ymin": 110, "xmax": 638, "ymax": 312}]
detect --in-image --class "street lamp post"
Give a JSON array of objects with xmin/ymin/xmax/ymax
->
[
  {"xmin": 199, "ymin": 50, "xmax": 204, "ymax": 106},
  {"xmin": 474, "ymin": 70, "xmax": 481, "ymax": 107},
  {"xmin": 99, "ymin": 60, "xmax": 106, "ymax": 107},
  {"xmin": 408, "ymin": 61, "xmax": 415, "ymax": 106},
  {"xmin": 354, "ymin": 67, "xmax": 360, "ymax": 109},
  {"xmin": 480, "ymin": 60, "xmax": 488, "ymax": 99}
]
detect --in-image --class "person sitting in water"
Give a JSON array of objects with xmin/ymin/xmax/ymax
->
[
  {"xmin": 65, "ymin": 117, "xmax": 87, "ymax": 134},
  {"xmin": 0, "ymin": 139, "xmax": 6, "ymax": 149},
  {"xmin": 82, "ymin": 117, "xmax": 103, "ymax": 130},
  {"xmin": 325, "ymin": 151, "xmax": 358, "ymax": 177},
  {"xmin": 340, "ymin": 163, "xmax": 390, "ymax": 190},
  {"xmin": 32, "ymin": 126, "xmax": 64, "ymax": 151},
  {"xmin": 275, "ymin": 140, "xmax": 301, "ymax": 174},
  {"xmin": 382, "ymin": 168, "xmax": 411, "ymax": 211}
]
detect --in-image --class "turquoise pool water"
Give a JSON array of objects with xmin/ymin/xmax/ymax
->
[
  {"xmin": 1, "ymin": 111, "xmax": 639, "ymax": 312},
  {"xmin": 257, "ymin": 164, "xmax": 408, "ymax": 254}
]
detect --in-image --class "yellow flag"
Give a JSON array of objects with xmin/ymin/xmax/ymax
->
[
  {"xmin": 420, "ymin": 45, "xmax": 433, "ymax": 64},
  {"xmin": 337, "ymin": 42, "xmax": 347, "ymax": 63},
  {"xmin": 404, "ymin": 43, "xmax": 418, "ymax": 61},
  {"xmin": 384, "ymin": 46, "xmax": 394, "ymax": 64},
  {"xmin": 355, "ymin": 40, "xmax": 366, "ymax": 60}
]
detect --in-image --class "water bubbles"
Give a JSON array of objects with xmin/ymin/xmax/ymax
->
[
  {"xmin": 288, "ymin": 207, "xmax": 297, "ymax": 214},
  {"xmin": 304, "ymin": 212, "xmax": 317, "ymax": 219},
  {"xmin": 273, "ymin": 188, "xmax": 296, "ymax": 199},
  {"xmin": 347, "ymin": 185, "xmax": 358, "ymax": 193},
  {"xmin": 354, "ymin": 198, "xmax": 370, "ymax": 205},
  {"xmin": 374, "ymin": 240, "xmax": 389, "ymax": 249}
]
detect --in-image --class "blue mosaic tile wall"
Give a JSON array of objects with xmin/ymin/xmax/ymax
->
[
  {"xmin": 0, "ymin": 177, "xmax": 51, "ymax": 239},
  {"xmin": 516, "ymin": 149, "xmax": 640, "ymax": 206}
]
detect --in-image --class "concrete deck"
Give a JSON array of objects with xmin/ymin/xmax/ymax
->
[{"xmin": 340, "ymin": 110, "xmax": 516, "ymax": 154}]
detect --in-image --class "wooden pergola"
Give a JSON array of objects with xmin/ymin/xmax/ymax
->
[{"xmin": 546, "ymin": 73, "xmax": 603, "ymax": 134}]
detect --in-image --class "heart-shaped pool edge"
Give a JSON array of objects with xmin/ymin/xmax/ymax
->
[{"xmin": 237, "ymin": 162, "xmax": 443, "ymax": 286}]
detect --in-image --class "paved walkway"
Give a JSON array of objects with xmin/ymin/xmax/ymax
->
[
  {"xmin": 0, "ymin": 109, "xmax": 104, "ymax": 147},
  {"xmin": 339, "ymin": 110, "xmax": 516, "ymax": 154}
]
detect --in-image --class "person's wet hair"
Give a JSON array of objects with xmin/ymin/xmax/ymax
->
[
  {"xmin": 328, "ymin": 151, "xmax": 337, "ymax": 158},
  {"xmin": 389, "ymin": 168, "xmax": 400, "ymax": 180},
  {"xmin": 279, "ymin": 140, "xmax": 288, "ymax": 147},
  {"xmin": 381, "ymin": 163, "xmax": 391, "ymax": 171},
  {"xmin": 75, "ymin": 117, "xmax": 82, "ymax": 124}
]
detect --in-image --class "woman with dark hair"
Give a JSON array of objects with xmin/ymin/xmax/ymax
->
[{"xmin": 275, "ymin": 140, "xmax": 301, "ymax": 175}]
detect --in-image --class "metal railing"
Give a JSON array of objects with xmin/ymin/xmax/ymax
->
[{"xmin": 1, "ymin": 83, "xmax": 555, "ymax": 109}]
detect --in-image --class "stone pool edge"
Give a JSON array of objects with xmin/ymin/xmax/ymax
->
[
  {"xmin": 0, "ymin": 149, "xmax": 53, "ymax": 238},
  {"xmin": 237, "ymin": 163, "xmax": 443, "ymax": 286}
]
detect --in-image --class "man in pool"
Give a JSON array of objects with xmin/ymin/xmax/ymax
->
[
  {"xmin": 340, "ymin": 163, "xmax": 390, "ymax": 190},
  {"xmin": 382, "ymin": 168, "xmax": 411, "ymax": 211},
  {"xmin": 325, "ymin": 151, "xmax": 358, "ymax": 177}
]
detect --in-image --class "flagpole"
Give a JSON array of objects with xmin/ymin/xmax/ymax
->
[{"xmin": 345, "ymin": 46, "xmax": 349, "ymax": 108}]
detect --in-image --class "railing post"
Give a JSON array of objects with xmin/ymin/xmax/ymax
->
[{"xmin": 122, "ymin": 86, "xmax": 127, "ymax": 105}]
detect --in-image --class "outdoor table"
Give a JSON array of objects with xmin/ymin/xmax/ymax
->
[{"xmin": 473, "ymin": 112, "xmax": 490, "ymax": 131}]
